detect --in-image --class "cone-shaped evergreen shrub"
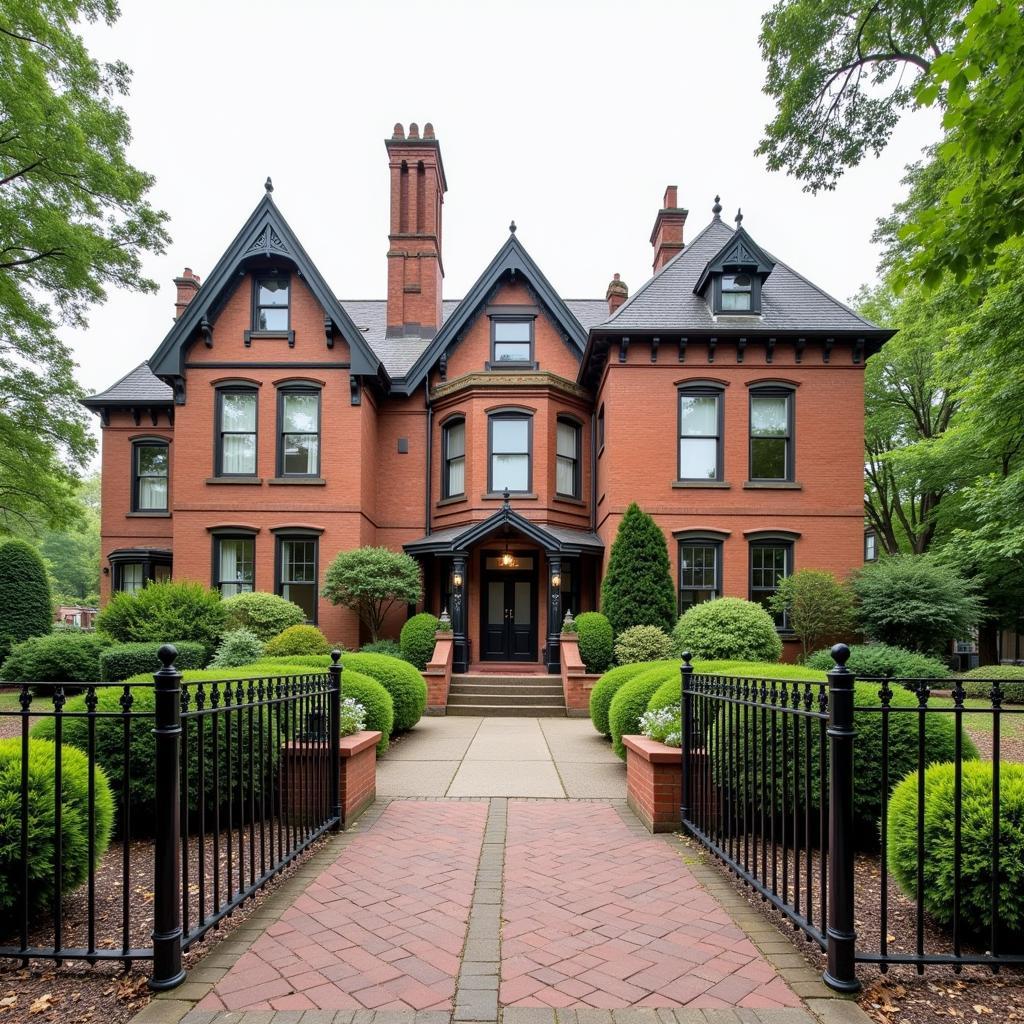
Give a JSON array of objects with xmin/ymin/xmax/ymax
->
[
  {"xmin": 0, "ymin": 539, "xmax": 53, "ymax": 664},
  {"xmin": 600, "ymin": 503, "xmax": 676, "ymax": 635}
]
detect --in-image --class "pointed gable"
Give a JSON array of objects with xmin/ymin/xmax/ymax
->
[
  {"xmin": 692, "ymin": 226, "xmax": 775, "ymax": 295},
  {"xmin": 148, "ymin": 188, "xmax": 382, "ymax": 389}
]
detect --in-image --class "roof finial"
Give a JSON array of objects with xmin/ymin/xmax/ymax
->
[
  {"xmin": 735, "ymin": 207, "xmax": 743, "ymax": 228},
  {"xmin": 712, "ymin": 195, "xmax": 722, "ymax": 219},
  {"xmin": 265, "ymin": 176, "xmax": 274, "ymax": 194},
  {"xmin": 502, "ymin": 486, "xmax": 511, "ymax": 507},
  {"xmin": 509, "ymin": 219, "xmax": 517, "ymax": 234}
]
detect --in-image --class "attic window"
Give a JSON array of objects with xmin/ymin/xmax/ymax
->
[
  {"xmin": 721, "ymin": 274, "xmax": 752, "ymax": 311},
  {"xmin": 254, "ymin": 275, "xmax": 289, "ymax": 331}
]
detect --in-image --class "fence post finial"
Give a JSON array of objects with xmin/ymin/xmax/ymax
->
[{"xmin": 328, "ymin": 649, "xmax": 343, "ymax": 830}]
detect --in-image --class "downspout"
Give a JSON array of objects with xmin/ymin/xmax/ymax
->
[{"xmin": 424, "ymin": 376, "xmax": 433, "ymax": 536}]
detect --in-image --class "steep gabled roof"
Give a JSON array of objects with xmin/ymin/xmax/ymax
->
[
  {"xmin": 82, "ymin": 361, "xmax": 173, "ymax": 407},
  {"xmin": 147, "ymin": 189, "xmax": 383, "ymax": 383},
  {"xmin": 392, "ymin": 231, "xmax": 591, "ymax": 394}
]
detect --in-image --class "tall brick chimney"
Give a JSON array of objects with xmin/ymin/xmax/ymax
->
[
  {"xmin": 173, "ymin": 267, "xmax": 201, "ymax": 319},
  {"xmin": 650, "ymin": 186, "xmax": 687, "ymax": 273},
  {"xmin": 606, "ymin": 273, "xmax": 628, "ymax": 316},
  {"xmin": 385, "ymin": 122, "xmax": 447, "ymax": 335}
]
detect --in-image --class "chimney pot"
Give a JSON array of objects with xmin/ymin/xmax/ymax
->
[
  {"xmin": 424, "ymin": 122, "xmax": 435, "ymax": 139},
  {"xmin": 663, "ymin": 185, "xmax": 678, "ymax": 209},
  {"xmin": 392, "ymin": 123, "xmax": 405, "ymax": 139},
  {"xmin": 606, "ymin": 273, "xmax": 629, "ymax": 315},
  {"xmin": 408, "ymin": 122, "xmax": 420, "ymax": 139}
]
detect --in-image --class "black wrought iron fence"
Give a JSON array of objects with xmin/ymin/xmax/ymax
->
[
  {"xmin": 681, "ymin": 646, "xmax": 1024, "ymax": 992},
  {"xmin": 0, "ymin": 645, "xmax": 342, "ymax": 990}
]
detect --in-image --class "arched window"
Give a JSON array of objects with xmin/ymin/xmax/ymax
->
[
  {"xmin": 749, "ymin": 384, "xmax": 795, "ymax": 481},
  {"xmin": 488, "ymin": 411, "xmax": 533, "ymax": 493},
  {"xmin": 132, "ymin": 438, "xmax": 169, "ymax": 511},
  {"xmin": 216, "ymin": 386, "xmax": 258, "ymax": 477},
  {"xmin": 442, "ymin": 417, "xmax": 466, "ymax": 498},
  {"xmin": 277, "ymin": 385, "xmax": 321, "ymax": 477}
]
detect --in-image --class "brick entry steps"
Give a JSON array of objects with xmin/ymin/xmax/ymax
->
[{"xmin": 447, "ymin": 676, "xmax": 566, "ymax": 717}]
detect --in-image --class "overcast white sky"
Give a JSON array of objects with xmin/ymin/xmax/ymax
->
[{"xmin": 72, "ymin": 0, "xmax": 940, "ymax": 405}]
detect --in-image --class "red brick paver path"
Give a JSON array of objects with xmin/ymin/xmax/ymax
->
[
  {"xmin": 500, "ymin": 801, "xmax": 801, "ymax": 1011},
  {"xmin": 197, "ymin": 801, "xmax": 487, "ymax": 1012}
]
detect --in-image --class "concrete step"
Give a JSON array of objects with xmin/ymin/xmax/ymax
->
[
  {"xmin": 449, "ymin": 684, "xmax": 563, "ymax": 697},
  {"xmin": 452, "ymin": 675, "xmax": 560, "ymax": 687},
  {"xmin": 446, "ymin": 703, "xmax": 566, "ymax": 717},
  {"xmin": 447, "ymin": 691, "xmax": 565, "ymax": 707}
]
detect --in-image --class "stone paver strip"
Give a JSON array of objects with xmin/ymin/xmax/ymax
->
[
  {"xmin": 196, "ymin": 801, "xmax": 487, "ymax": 1012},
  {"xmin": 500, "ymin": 801, "xmax": 802, "ymax": 1012}
]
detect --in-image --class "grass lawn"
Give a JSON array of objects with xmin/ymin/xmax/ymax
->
[
  {"xmin": 0, "ymin": 689, "xmax": 22, "ymax": 712},
  {"xmin": 927, "ymin": 693, "xmax": 1024, "ymax": 750}
]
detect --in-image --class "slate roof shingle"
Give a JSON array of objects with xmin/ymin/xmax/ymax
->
[{"xmin": 83, "ymin": 361, "xmax": 174, "ymax": 405}]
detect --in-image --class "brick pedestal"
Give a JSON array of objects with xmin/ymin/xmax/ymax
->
[
  {"xmin": 559, "ymin": 635, "xmax": 599, "ymax": 717},
  {"xmin": 424, "ymin": 631, "xmax": 454, "ymax": 714},
  {"xmin": 623, "ymin": 735, "xmax": 681, "ymax": 833}
]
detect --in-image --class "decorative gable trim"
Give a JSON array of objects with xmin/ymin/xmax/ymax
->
[{"xmin": 693, "ymin": 226, "xmax": 776, "ymax": 296}]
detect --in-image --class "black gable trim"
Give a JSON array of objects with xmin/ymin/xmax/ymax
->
[
  {"xmin": 693, "ymin": 226, "xmax": 776, "ymax": 295},
  {"xmin": 148, "ymin": 193, "xmax": 382, "ymax": 384},
  {"xmin": 391, "ymin": 233, "xmax": 588, "ymax": 395}
]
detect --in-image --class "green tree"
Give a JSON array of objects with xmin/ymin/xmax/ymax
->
[
  {"xmin": 768, "ymin": 569, "xmax": 855, "ymax": 660},
  {"xmin": 0, "ymin": 0, "xmax": 169, "ymax": 531},
  {"xmin": 600, "ymin": 503, "xmax": 676, "ymax": 635},
  {"xmin": 322, "ymin": 547, "xmax": 422, "ymax": 643},
  {"xmin": 37, "ymin": 472, "xmax": 100, "ymax": 600},
  {"xmin": 0, "ymin": 538, "xmax": 52, "ymax": 663}
]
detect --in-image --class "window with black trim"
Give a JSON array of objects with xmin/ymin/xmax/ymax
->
[
  {"xmin": 678, "ymin": 388, "xmax": 722, "ymax": 481},
  {"xmin": 556, "ymin": 418, "xmax": 581, "ymax": 498},
  {"xmin": 491, "ymin": 318, "xmax": 533, "ymax": 363},
  {"xmin": 216, "ymin": 388, "xmax": 258, "ymax": 476},
  {"xmin": 442, "ymin": 418, "xmax": 465, "ymax": 498},
  {"xmin": 750, "ymin": 388, "xmax": 793, "ymax": 481},
  {"xmin": 133, "ymin": 440, "xmax": 168, "ymax": 511},
  {"xmin": 721, "ymin": 273, "xmax": 753, "ymax": 311},
  {"xmin": 597, "ymin": 405, "xmax": 605, "ymax": 452},
  {"xmin": 118, "ymin": 563, "xmax": 146, "ymax": 594},
  {"xmin": 278, "ymin": 535, "xmax": 318, "ymax": 622},
  {"xmin": 254, "ymin": 275, "xmax": 289, "ymax": 331},
  {"xmin": 214, "ymin": 535, "xmax": 255, "ymax": 596},
  {"xmin": 865, "ymin": 530, "xmax": 878, "ymax": 562},
  {"xmin": 278, "ymin": 387, "xmax": 321, "ymax": 476},
  {"xmin": 750, "ymin": 541, "xmax": 792, "ymax": 629},
  {"xmin": 489, "ymin": 413, "xmax": 531, "ymax": 492},
  {"xmin": 679, "ymin": 540, "xmax": 721, "ymax": 613}
]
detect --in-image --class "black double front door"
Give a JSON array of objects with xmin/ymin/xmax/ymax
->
[{"xmin": 481, "ymin": 570, "xmax": 536, "ymax": 661}]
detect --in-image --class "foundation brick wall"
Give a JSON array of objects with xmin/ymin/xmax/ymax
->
[{"xmin": 623, "ymin": 735, "xmax": 683, "ymax": 833}]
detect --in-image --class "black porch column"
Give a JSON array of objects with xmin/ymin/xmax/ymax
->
[
  {"xmin": 546, "ymin": 555, "xmax": 562, "ymax": 674},
  {"xmin": 451, "ymin": 554, "xmax": 468, "ymax": 673}
]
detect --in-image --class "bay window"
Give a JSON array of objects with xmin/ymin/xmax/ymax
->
[
  {"xmin": 443, "ymin": 417, "xmax": 466, "ymax": 498},
  {"xmin": 556, "ymin": 418, "xmax": 581, "ymax": 498},
  {"xmin": 489, "ymin": 412, "xmax": 532, "ymax": 493}
]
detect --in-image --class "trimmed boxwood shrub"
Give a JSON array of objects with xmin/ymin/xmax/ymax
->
[
  {"xmin": 590, "ymin": 662, "xmax": 662, "ymax": 736},
  {"xmin": 0, "ymin": 539, "xmax": 52, "ymax": 665},
  {"xmin": 100, "ymin": 641, "xmax": 206, "ymax": 682},
  {"xmin": 888, "ymin": 761, "xmax": 1024, "ymax": 939},
  {"xmin": 221, "ymin": 591, "xmax": 306, "ymax": 641},
  {"xmin": 341, "ymin": 652, "xmax": 426, "ymax": 732},
  {"xmin": 608, "ymin": 662, "xmax": 681, "ymax": 759},
  {"xmin": 0, "ymin": 738, "xmax": 114, "ymax": 918},
  {"xmin": 96, "ymin": 581, "xmax": 226, "ymax": 660},
  {"xmin": 711, "ymin": 680, "xmax": 979, "ymax": 832},
  {"xmin": 576, "ymin": 612, "xmax": 614, "ymax": 674},
  {"xmin": 210, "ymin": 628, "xmax": 264, "ymax": 668},
  {"xmin": 673, "ymin": 598, "xmax": 783, "ymax": 663},
  {"xmin": 805, "ymin": 643, "xmax": 948, "ymax": 681},
  {"xmin": 960, "ymin": 664, "xmax": 1024, "ymax": 703},
  {"xmin": 614, "ymin": 625, "xmax": 674, "ymax": 666},
  {"xmin": 337, "ymin": 671, "xmax": 393, "ymax": 753},
  {"xmin": 400, "ymin": 613, "xmax": 440, "ymax": 670},
  {"xmin": 264, "ymin": 624, "xmax": 331, "ymax": 658},
  {"xmin": 0, "ymin": 632, "xmax": 112, "ymax": 685},
  {"xmin": 360, "ymin": 639, "xmax": 403, "ymax": 658}
]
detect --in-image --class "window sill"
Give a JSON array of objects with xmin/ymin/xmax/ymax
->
[
  {"xmin": 127, "ymin": 510, "xmax": 171, "ymax": 518},
  {"xmin": 206, "ymin": 476, "xmax": 262, "ymax": 485},
  {"xmin": 437, "ymin": 494, "xmax": 468, "ymax": 507},
  {"xmin": 269, "ymin": 477, "xmax": 326, "ymax": 486},
  {"xmin": 672, "ymin": 480, "xmax": 730, "ymax": 489},
  {"xmin": 484, "ymin": 361, "xmax": 538, "ymax": 371},
  {"xmin": 743, "ymin": 480, "xmax": 802, "ymax": 490},
  {"xmin": 553, "ymin": 494, "xmax": 585, "ymax": 506},
  {"xmin": 482, "ymin": 491, "xmax": 538, "ymax": 500},
  {"xmin": 244, "ymin": 329, "xmax": 295, "ymax": 348}
]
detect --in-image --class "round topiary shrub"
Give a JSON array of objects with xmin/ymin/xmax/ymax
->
[
  {"xmin": 400, "ymin": 613, "xmax": 440, "ymax": 670},
  {"xmin": 576, "ymin": 612, "xmax": 614, "ymax": 674},
  {"xmin": 608, "ymin": 662, "xmax": 681, "ymax": 759},
  {"xmin": 264, "ymin": 624, "xmax": 331, "ymax": 658},
  {"xmin": 711, "ymin": 680, "xmax": 979, "ymax": 832},
  {"xmin": 96, "ymin": 580, "xmax": 226, "ymax": 660},
  {"xmin": 0, "ymin": 738, "xmax": 114, "ymax": 918},
  {"xmin": 220, "ymin": 591, "xmax": 306, "ymax": 641},
  {"xmin": 341, "ymin": 652, "xmax": 426, "ymax": 733},
  {"xmin": 960, "ymin": 664, "xmax": 1024, "ymax": 703},
  {"xmin": 589, "ymin": 662, "xmax": 662, "ymax": 736},
  {"xmin": 0, "ymin": 632, "xmax": 112, "ymax": 685},
  {"xmin": 805, "ymin": 643, "xmax": 948, "ymax": 681},
  {"xmin": 339, "ymin": 670, "xmax": 393, "ymax": 753},
  {"xmin": 210, "ymin": 628, "xmax": 264, "ymax": 668},
  {"xmin": 614, "ymin": 625, "xmax": 674, "ymax": 666},
  {"xmin": 0, "ymin": 539, "xmax": 52, "ymax": 665},
  {"xmin": 673, "ymin": 598, "xmax": 783, "ymax": 663},
  {"xmin": 888, "ymin": 761, "xmax": 1024, "ymax": 939}
]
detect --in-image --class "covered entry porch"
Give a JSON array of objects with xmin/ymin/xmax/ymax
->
[{"xmin": 404, "ymin": 501, "xmax": 604, "ymax": 674}]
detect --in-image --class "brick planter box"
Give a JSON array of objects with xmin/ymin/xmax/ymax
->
[
  {"xmin": 281, "ymin": 730, "xmax": 381, "ymax": 830},
  {"xmin": 623, "ymin": 735, "xmax": 681, "ymax": 834}
]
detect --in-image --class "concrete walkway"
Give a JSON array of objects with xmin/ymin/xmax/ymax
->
[{"xmin": 376, "ymin": 717, "xmax": 626, "ymax": 799}]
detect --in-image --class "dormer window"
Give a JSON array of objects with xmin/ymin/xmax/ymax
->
[
  {"xmin": 721, "ymin": 274, "xmax": 752, "ymax": 311},
  {"xmin": 254, "ymin": 275, "xmax": 289, "ymax": 331}
]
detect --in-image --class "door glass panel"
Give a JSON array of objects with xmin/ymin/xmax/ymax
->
[
  {"xmin": 513, "ymin": 581, "xmax": 531, "ymax": 625},
  {"xmin": 488, "ymin": 581, "xmax": 505, "ymax": 625},
  {"xmin": 484, "ymin": 555, "xmax": 534, "ymax": 571}
]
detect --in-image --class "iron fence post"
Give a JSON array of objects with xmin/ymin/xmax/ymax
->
[
  {"xmin": 824, "ymin": 642, "xmax": 859, "ymax": 992},
  {"xmin": 680, "ymin": 652, "xmax": 694, "ymax": 826},
  {"xmin": 150, "ymin": 644, "xmax": 186, "ymax": 991},
  {"xmin": 329, "ymin": 649, "xmax": 343, "ymax": 829}
]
